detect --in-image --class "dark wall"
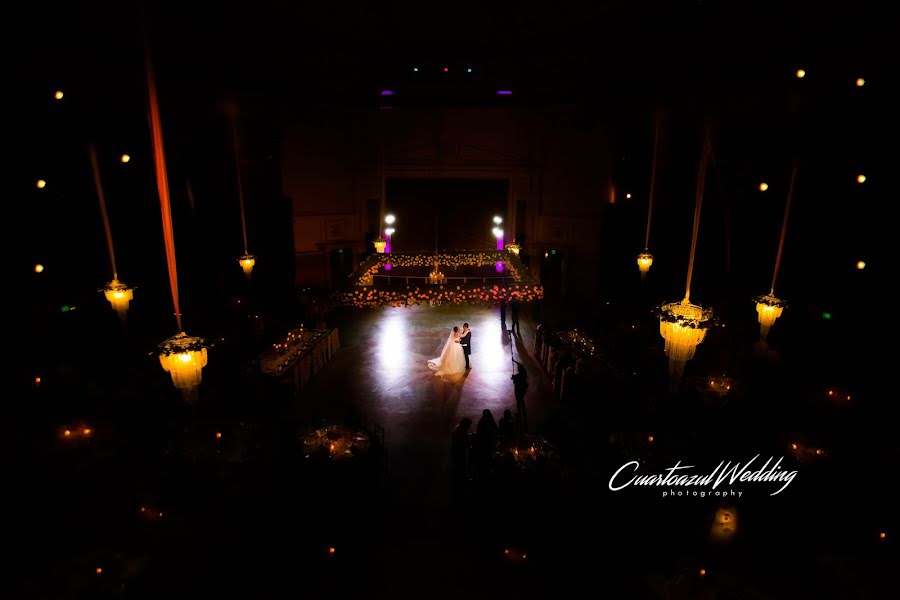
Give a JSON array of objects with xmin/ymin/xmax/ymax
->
[{"xmin": 385, "ymin": 178, "xmax": 508, "ymax": 252}]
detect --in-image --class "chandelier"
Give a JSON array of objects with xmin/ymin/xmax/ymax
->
[
  {"xmin": 101, "ymin": 279, "xmax": 134, "ymax": 322},
  {"xmin": 659, "ymin": 300, "xmax": 713, "ymax": 383},
  {"xmin": 373, "ymin": 237, "xmax": 387, "ymax": 253},
  {"xmin": 158, "ymin": 332, "xmax": 208, "ymax": 394},
  {"xmin": 239, "ymin": 253, "xmax": 256, "ymax": 278},
  {"xmin": 754, "ymin": 294, "xmax": 786, "ymax": 341},
  {"xmin": 505, "ymin": 241, "xmax": 521, "ymax": 255},
  {"xmin": 637, "ymin": 252, "xmax": 654, "ymax": 278},
  {"xmin": 428, "ymin": 263, "xmax": 446, "ymax": 284}
]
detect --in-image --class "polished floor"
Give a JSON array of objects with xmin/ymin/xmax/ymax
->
[{"xmin": 298, "ymin": 303, "xmax": 555, "ymax": 507}]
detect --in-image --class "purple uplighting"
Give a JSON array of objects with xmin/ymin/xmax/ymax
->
[
  {"xmin": 496, "ymin": 90, "xmax": 513, "ymax": 95},
  {"xmin": 379, "ymin": 90, "xmax": 395, "ymax": 96}
]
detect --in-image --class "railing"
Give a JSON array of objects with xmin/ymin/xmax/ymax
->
[{"xmin": 373, "ymin": 274, "xmax": 517, "ymax": 285}]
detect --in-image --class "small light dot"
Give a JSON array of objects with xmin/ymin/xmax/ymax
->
[
  {"xmin": 648, "ymin": 435, "xmax": 654, "ymax": 443},
  {"xmin": 140, "ymin": 506, "xmax": 146, "ymax": 512},
  {"xmin": 828, "ymin": 390, "xmax": 834, "ymax": 396},
  {"xmin": 64, "ymin": 429, "xmax": 71, "ymax": 437},
  {"xmin": 856, "ymin": 77, "xmax": 866, "ymax": 87},
  {"xmin": 699, "ymin": 569, "xmax": 706, "ymax": 577},
  {"xmin": 328, "ymin": 547, "xmax": 336, "ymax": 555},
  {"xmin": 443, "ymin": 67, "xmax": 449, "ymax": 73},
  {"xmin": 83, "ymin": 428, "xmax": 92, "ymax": 436},
  {"xmin": 759, "ymin": 182, "xmax": 769, "ymax": 191},
  {"xmin": 625, "ymin": 193, "xmax": 632, "ymax": 199},
  {"xmin": 35, "ymin": 377, "xmax": 42, "ymax": 385},
  {"xmin": 856, "ymin": 174, "xmax": 866, "ymax": 184},
  {"xmin": 796, "ymin": 69, "xmax": 806, "ymax": 79},
  {"xmin": 95, "ymin": 567, "xmax": 102, "ymax": 575},
  {"xmin": 215, "ymin": 432, "xmax": 222, "ymax": 439},
  {"xmin": 856, "ymin": 261, "xmax": 866, "ymax": 270},
  {"xmin": 413, "ymin": 67, "xmax": 419, "ymax": 72},
  {"xmin": 791, "ymin": 443, "xmax": 798, "ymax": 450},
  {"xmin": 54, "ymin": 90, "xmax": 64, "ymax": 100},
  {"xmin": 880, "ymin": 532, "xmax": 887, "ymax": 540},
  {"xmin": 36, "ymin": 179, "xmax": 46, "ymax": 189},
  {"xmin": 34, "ymin": 264, "xmax": 44, "ymax": 273},
  {"xmin": 120, "ymin": 154, "xmax": 131, "ymax": 163},
  {"xmin": 467, "ymin": 67, "xmax": 472, "ymax": 73}
]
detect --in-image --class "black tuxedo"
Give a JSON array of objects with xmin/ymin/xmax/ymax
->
[{"xmin": 459, "ymin": 330, "xmax": 472, "ymax": 368}]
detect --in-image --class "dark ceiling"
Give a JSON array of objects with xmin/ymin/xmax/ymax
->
[{"xmin": 12, "ymin": 0, "xmax": 893, "ymax": 108}]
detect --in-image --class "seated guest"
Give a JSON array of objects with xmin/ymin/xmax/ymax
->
[
  {"xmin": 476, "ymin": 409, "xmax": 499, "ymax": 442},
  {"xmin": 474, "ymin": 410, "xmax": 499, "ymax": 479}
]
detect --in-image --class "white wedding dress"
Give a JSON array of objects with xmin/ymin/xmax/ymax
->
[{"xmin": 427, "ymin": 330, "xmax": 467, "ymax": 376}]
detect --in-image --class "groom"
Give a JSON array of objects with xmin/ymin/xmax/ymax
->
[{"xmin": 459, "ymin": 323, "xmax": 472, "ymax": 369}]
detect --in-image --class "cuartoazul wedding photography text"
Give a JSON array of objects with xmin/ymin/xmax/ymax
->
[{"xmin": 609, "ymin": 454, "xmax": 799, "ymax": 498}]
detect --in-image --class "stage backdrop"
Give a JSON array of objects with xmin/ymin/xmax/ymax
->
[{"xmin": 385, "ymin": 178, "xmax": 508, "ymax": 252}]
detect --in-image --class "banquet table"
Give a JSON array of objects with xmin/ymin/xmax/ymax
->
[{"xmin": 259, "ymin": 327, "xmax": 340, "ymax": 392}]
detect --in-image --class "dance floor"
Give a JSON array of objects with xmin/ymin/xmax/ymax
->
[{"xmin": 297, "ymin": 303, "xmax": 555, "ymax": 505}]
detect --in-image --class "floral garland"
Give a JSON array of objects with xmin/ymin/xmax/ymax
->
[
  {"xmin": 657, "ymin": 301, "xmax": 715, "ymax": 330},
  {"xmin": 338, "ymin": 283, "xmax": 543, "ymax": 308},
  {"xmin": 158, "ymin": 332, "xmax": 206, "ymax": 356},
  {"xmin": 753, "ymin": 293, "xmax": 787, "ymax": 308}
]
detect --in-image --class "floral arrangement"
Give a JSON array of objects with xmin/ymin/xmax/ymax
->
[
  {"xmin": 752, "ymin": 293, "xmax": 787, "ymax": 308},
  {"xmin": 657, "ymin": 301, "xmax": 715, "ymax": 329}
]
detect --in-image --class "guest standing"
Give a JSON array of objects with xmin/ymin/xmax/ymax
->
[
  {"xmin": 510, "ymin": 299, "xmax": 521, "ymax": 335},
  {"xmin": 474, "ymin": 409, "xmax": 499, "ymax": 479},
  {"xmin": 511, "ymin": 360, "xmax": 529, "ymax": 433}
]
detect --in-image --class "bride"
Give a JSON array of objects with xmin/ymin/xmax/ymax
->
[{"xmin": 427, "ymin": 326, "xmax": 467, "ymax": 376}]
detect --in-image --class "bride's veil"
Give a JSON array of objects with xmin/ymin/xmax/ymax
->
[{"xmin": 437, "ymin": 329, "xmax": 456, "ymax": 364}]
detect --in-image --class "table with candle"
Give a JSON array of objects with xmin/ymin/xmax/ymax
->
[
  {"xmin": 301, "ymin": 426, "xmax": 371, "ymax": 462},
  {"xmin": 259, "ymin": 327, "xmax": 340, "ymax": 392},
  {"xmin": 494, "ymin": 434, "xmax": 560, "ymax": 477}
]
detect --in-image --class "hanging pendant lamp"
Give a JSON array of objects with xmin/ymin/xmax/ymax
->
[
  {"xmin": 146, "ymin": 39, "xmax": 207, "ymax": 397},
  {"xmin": 659, "ymin": 131, "xmax": 714, "ymax": 389},
  {"xmin": 229, "ymin": 108, "xmax": 256, "ymax": 278},
  {"xmin": 90, "ymin": 145, "xmax": 134, "ymax": 321},
  {"xmin": 637, "ymin": 112, "xmax": 662, "ymax": 280},
  {"xmin": 753, "ymin": 161, "xmax": 797, "ymax": 341}
]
